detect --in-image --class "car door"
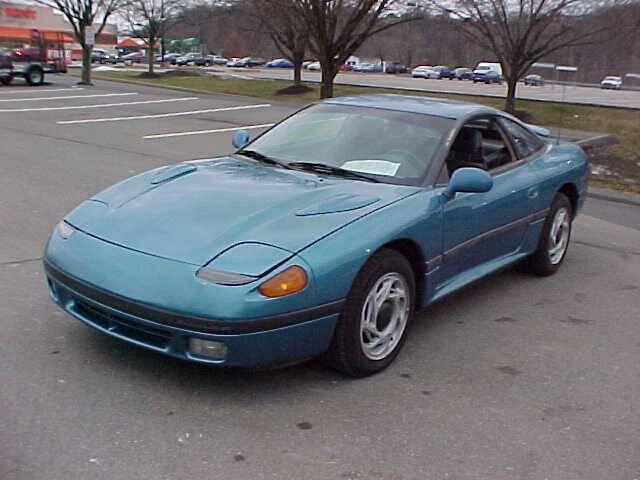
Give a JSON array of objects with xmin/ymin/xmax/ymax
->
[{"xmin": 437, "ymin": 115, "xmax": 544, "ymax": 287}]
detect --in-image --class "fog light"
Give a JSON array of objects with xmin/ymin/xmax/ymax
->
[{"xmin": 188, "ymin": 338, "xmax": 228, "ymax": 360}]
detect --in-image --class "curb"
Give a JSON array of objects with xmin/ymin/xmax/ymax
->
[
  {"xmin": 575, "ymin": 134, "xmax": 618, "ymax": 149},
  {"xmin": 587, "ymin": 187, "xmax": 640, "ymax": 206}
]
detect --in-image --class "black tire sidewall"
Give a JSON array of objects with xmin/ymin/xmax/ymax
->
[
  {"xmin": 325, "ymin": 249, "xmax": 416, "ymax": 377},
  {"xmin": 26, "ymin": 67, "xmax": 43, "ymax": 86},
  {"xmin": 528, "ymin": 193, "xmax": 573, "ymax": 276}
]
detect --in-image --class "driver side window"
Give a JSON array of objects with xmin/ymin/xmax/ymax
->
[{"xmin": 445, "ymin": 117, "xmax": 515, "ymax": 176}]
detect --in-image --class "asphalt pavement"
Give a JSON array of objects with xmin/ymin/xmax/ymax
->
[
  {"xmin": 1, "ymin": 75, "xmax": 639, "ymax": 480},
  {"xmin": 236, "ymin": 67, "xmax": 640, "ymax": 109}
]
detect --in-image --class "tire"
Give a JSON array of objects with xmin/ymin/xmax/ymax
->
[
  {"xmin": 323, "ymin": 249, "xmax": 415, "ymax": 377},
  {"xmin": 520, "ymin": 193, "xmax": 573, "ymax": 276},
  {"xmin": 25, "ymin": 66, "xmax": 44, "ymax": 86},
  {"xmin": 0, "ymin": 76, "xmax": 12, "ymax": 86}
]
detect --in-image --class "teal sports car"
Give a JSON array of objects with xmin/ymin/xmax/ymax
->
[{"xmin": 44, "ymin": 95, "xmax": 588, "ymax": 376}]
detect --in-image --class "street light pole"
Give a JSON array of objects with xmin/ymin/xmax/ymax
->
[{"xmin": 160, "ymin": 0, "xmax": 165, "ymax": 62}]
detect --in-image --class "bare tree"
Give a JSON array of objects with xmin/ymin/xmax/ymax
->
[
  {"xmin": 434, "ymin": 0, "xmax": 632, "ymax": 113},
  {"xmin": 291, "ymin": 0, "xmax": 420, "ymax": 98},
  {"xmin": 251, "ymin": 0, "xmax": 308, "ymax": 87},
  {"xmin": 34, "ymin": 0, "xmax": 124, "ymax": 84},
  {"xmin": 124, "ymin": 0, "xmax": 180, "ymax": 75}
]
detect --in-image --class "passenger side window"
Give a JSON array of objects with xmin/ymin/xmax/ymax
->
[
  {"xmin": 498, "ymin": 118, "xmax": 545, "ymax": 159},
  {"xmin": 445, "ymin": 117, "xmax": 515, "ymax": 176}
]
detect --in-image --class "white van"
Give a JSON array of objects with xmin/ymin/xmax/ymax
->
[{"xmin": 474, "ymin": 62, "xmax": 503, "ymax": 76}]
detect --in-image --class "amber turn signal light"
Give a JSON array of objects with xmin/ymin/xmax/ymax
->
[{"xmin": 258, "ymin": 266, "xmax": 308, "ymax": 298}]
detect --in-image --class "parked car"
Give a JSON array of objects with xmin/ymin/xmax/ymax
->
[
  {"xmin": 385, "ymin": 62, "xmax": 407, "ymax": 74},
  {"xmin": 226, "ymin": 57, "xmax": 244, "ymax": 67},
  {"xmin": 306, "ymin": 61, "xmax": 321, "ymax": 71},
  {"xmin": 233, "ymin": 56, "xmax": 266, "ymax": 67},
  {"xmin": 353, "ymin": 63, "xmax": 383, "ymax": 73},
  {"xmin": 208, "ymin": 55, "xmax": 228, "ymax": 65},
  {"xmin": 411, "ymin": 65, "xmax": 439, "ymax": 78},
  {"xmin": 454, "ymin": 67, "xmax": 473, "ymax": 80},
  {"xmin": 266, "ymin": 58, "xmax": 294, "ymax": 68},
  {"xmin": 155, "ymin": 53, "xmax": 181, "ymax": 65},
  {"xmin": 44, "ymin": 94, "xmax": 588, "ymax": 377},
  {"xmin": 91, "ymin": 49, "xmax": 117, "ymax": 64},
  {"xmin": 474, "ymin": 62, "xmax": 503, "ymax": 77},
  {"xmin": 524, "ymin": 74, "xmax": 545, "ymax": 86},
  {"xmin": 303, "ymin": 60, "xmax": 315, "ymax": 69},
  {"xmin": 176, "ymin": 52, "xmax": 207, "ymax": 66},
  {"xmin": 473, "ymin": 68, "xmax": 502, "ymax": 84},
  {"xmin": 600, "ymin": 76, "xmax": 622, "ymax": 89},
  {"xmin": 120, "ymin": 51, "xmax": 145, "ymax": 63},
  {"xmin": 434, "ymin": 65, "xmax": 455, "ymax": 79}
]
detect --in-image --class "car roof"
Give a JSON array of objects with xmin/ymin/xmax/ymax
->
[{"xmin": 322, "ymin": 94, "xmax": 499, "ymax": 120}]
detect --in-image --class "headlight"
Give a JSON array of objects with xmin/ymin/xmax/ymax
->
[
  {"xmin": 196, "ymin": 267, "xmax": 256, "ymax": 285},
  {"xmin": 258, "ymin": 266, "xmax": 307, "ymax": 298},
  {"xmin": 56, "ymin": 221, "xmax": 75, "ymax": 239}
]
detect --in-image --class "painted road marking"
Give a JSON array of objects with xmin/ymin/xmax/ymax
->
[
  {"xmin": 144, "ymin": 123, "xmax": 275, "ymax": 139},
  {"xmin": 0, "ymin": 87, "xmax": 84, "ymax": 95},
  {"xmin": 0, "ymin": 92, "xmax": 138, "ymax": 103},
  {"xmin": 0, "ymin": 97, "xmax": 199, "ymax": 113},
  {"xmin": 57, "ymin": 103, "xmax": 272, "ymax": 124}
]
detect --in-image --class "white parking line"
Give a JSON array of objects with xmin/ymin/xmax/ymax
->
[
  {"xmin": 0, "ymin": 87, "xmax": 84, "ymax": 95},
  {"xmin": 144, "ymin": 123, "xmax": 275, "ymax": 139},
  {"xmin": 0, "ymin": 92, "xmax": 137, "ymax": 103},
  {"xmin": 0, "ymin": 97, "xmax": 199, "ymax": 113},
  {"xmin": 57, "ymin": 103, "xmax": 272, "ymax": 125}
]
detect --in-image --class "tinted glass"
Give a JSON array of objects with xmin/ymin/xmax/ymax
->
[
  {"xmin": 244, "ymin": 104, "xmax": 453, "ymax": 185},
  {"xmin": 498, "ymin": 118, "xmax": 545, "ymax": 159}
]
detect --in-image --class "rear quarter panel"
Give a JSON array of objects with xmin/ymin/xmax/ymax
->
[{"xmin": 528, "ymin": 141, "xmax": 589, "ymax": 214}]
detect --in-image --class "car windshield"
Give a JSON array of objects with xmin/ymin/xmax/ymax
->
[
  {"xmin": 604, "ymin": 76, "xmax": 620, "ymax": 81},
  {"xmin": 240, "ymin": 103, "xmax": 452, "ymax": 186}
]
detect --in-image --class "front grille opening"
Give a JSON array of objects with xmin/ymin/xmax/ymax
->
[{"xmin": 74, "ymin": 300, "xmax": 171, "ymax": 350}]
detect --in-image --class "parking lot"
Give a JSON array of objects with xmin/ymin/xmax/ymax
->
[
  {"xmin": 1, "ymin": 75, "xmax": 639, "ymax": 480},
  {"xmin": 242, "ymin": 68, "xmax": 640, "ymax": 109}
]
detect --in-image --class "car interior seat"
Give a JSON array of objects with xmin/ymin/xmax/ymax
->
[{"xmin": 446, "ymin": 127, "xmax": 485, "ymax": 175}]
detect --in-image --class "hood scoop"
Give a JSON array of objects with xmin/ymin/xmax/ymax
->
[
  {"xmin": 296, "ymin": 193, "xmax": 379, "ymax": 216},
  {"xmin": 151, "ymin": 165, "xmax": 197, "ymax": 184}
]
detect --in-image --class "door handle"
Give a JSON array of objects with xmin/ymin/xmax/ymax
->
[{"xmin": 527, "ymin": 187, "xmax": 539, "ymax": 200}]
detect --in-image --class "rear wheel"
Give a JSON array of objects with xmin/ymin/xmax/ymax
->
[
  {"xmin": 25, "ymin": 66, "xmax": 44, "ymax": 86},
  {"xmin": 323, "ymin": 249, "xmax": 415, "ymax": 377},
  {"xmin": 0, "ymin": 76, "xmax": 11, "ymax": 86},
  {"xmin": 520, "ymin": 193, "xmax": 573, "ymax": 276}
]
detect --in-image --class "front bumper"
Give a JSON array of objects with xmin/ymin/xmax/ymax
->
[{"xmin": 44, "ymin": 229, "xmax": 342, "ymax": 367}]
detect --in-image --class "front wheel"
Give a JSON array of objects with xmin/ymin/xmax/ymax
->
[
  {"xmin": 25, "ymin": 66, "xmax": 44, "ymax": 86},
  {"xmin": 323, "ymin": 249, "xmax": 415, "ymax": 377},
  {"xmin": 520, "ymin": 193, "xmax": 573, "ymax": 276},
  {"xmin": 0, "ymin": 76, "xmax": 12, "ymax": 86}
]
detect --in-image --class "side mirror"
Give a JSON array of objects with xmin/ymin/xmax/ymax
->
[
  {"xmin": 444, "ymin": 167, "xmax": 493, "ymax": 199},
  {"xmin": 232, "ymin": 130, "xmax": 251, "ymax": 149}
]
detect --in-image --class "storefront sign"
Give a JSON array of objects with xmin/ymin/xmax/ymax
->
[{"xmin": 0, "ymin": 7, "xmax": 37, "ymax": 20}]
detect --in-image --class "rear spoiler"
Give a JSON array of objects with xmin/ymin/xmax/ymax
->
[{"xmin": 525, "ymin": 124, "xmax": 551, "ymax": 138}]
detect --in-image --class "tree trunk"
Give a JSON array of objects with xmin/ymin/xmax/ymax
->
[
  {"xmin": 147, "ymin": 41, "xmax": 155, "ymax": 75},
  {"xmin": 79, "ymin": 43, "xmax": 92, "ymax": 85},
  {"xmin": 320, "ymin": 61, "xmax": 337, "ymax": 98},
  {"xmin": 292, "ymin": 50, "xmax": 304, "ymax": 86},
  {"xmin": 505, "ymin": 76, "xmax": 518, "ymax": 114},
  {"xmin": 293, "ymin": 60, "xmax": 302, "ymax": 86}
]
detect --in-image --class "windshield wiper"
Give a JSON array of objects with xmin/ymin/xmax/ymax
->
[
  {"xmin": 287, "ymin": 162, "xmax": 379, "ymax": 183},
  {"xmin": 236, "ymin": 149, "xmax": 289, "ymax": 169}
]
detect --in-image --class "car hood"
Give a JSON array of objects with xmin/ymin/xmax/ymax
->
[{"xmin": 65, "ymin": 156, "xmax": 419, "ymax": 266}]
